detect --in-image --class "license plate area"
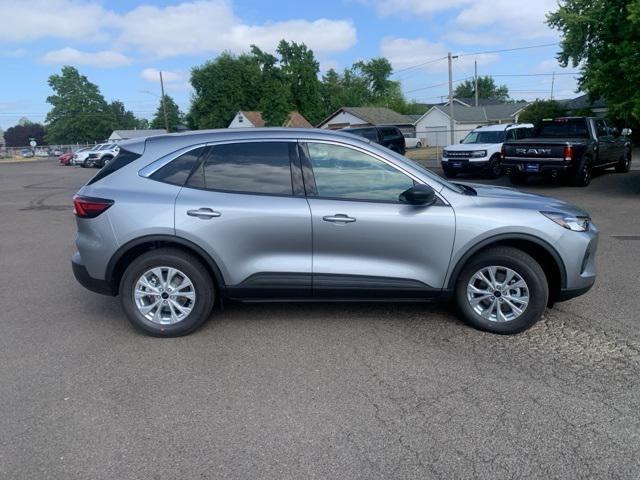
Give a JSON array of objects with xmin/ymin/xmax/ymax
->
[{"xmin": 525, "ymin": 163, "xmax": 540, "ymax": 172}]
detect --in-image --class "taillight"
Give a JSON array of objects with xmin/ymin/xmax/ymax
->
[
  {"xmin": 73, "ymin": 195, "xmax": 114, "ymax": 218},
  {"xmin": 564, "ymin": 145, "xmax": 573, "ymax": 162},
  {"xmin": 500, "ymin": 145, "xmax": 506, "ymax": 159}
]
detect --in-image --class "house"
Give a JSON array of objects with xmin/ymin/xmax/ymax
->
[
  {"xmin": 228, "ymin": 111, "xmax": 313, "ymax": 128},
  {"xmin": 317, "ymin": 107, "xmax": 416, "ymax": 136},
  {"xmin": 559, "ymin": 94, "xmax": 608, "ymax": 117},
  {"xmin": 108, "ymin": 129, "xmax": 167, "ymax": 142},
  {"xmin": 413, "ymin": 102, "xmax": 529, "ymax": 147}
]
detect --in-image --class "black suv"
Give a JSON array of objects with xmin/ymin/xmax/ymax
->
[{"xmin": 342, "ymin": 126, "xmax": 406, "ymax": 154}]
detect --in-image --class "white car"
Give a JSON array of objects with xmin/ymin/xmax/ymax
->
[
  {"xmin": 404, "ymin": 136, "xmax": 424, "ymax": 149},
  {"xmin": 80, "ymin": 143, "xmax": 119, "ymax": 168},
  {"xmin": 441, "ymin": 123, "xmax": 534, "ymax": 178},
  {"xmin": 73, "ymin": 146, "xmax": 98, "ymax": 166}
]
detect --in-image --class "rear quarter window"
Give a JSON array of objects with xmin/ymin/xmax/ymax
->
[
  {"xmin": 87, "ymin": 148, "xmax": 141, "ymax": 185},
  {"xmin": 150, "ymin": 147, "xmax": 206, "ymax": 186}
]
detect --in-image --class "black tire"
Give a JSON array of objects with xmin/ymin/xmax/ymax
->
[
  {"xmin": 119, "ymin": 248, "xmax": 215, "ymax": 337},
  {"xmin": 571, "ymin": 156, "xmax": 592, "ymax": 187},
  {"xmin": 416, "ymin": 142, "xmax": 422, "ymax": 148},
  {"xmin": 486, "ymin": 154, "xmax": 502, "ymax": 179},
  {"xmin": 80, "ymin": 162, "xmax": 87, "ymax": 168},
  {"xmin": 615, "ymin": 149, "xmax": 632, "ymax": 173},
  {"xmin": 442, "ymin": 166, "xmax": 457, "ymax": 178},
  {"xmin": 455, "ymin": 247, "xmax": 548, "ymax": 334},
  {"xmin": 101, "ymin": 155, "xmax": 113, "ymax": 168},
  {"xmin": 509, "ymin": 170, "xmax": 527, "ymax": 185}
]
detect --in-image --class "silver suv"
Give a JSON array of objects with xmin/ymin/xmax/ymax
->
[{"xmin": 72, "ymin": 128, "xmax": 598, "ymax": 336}]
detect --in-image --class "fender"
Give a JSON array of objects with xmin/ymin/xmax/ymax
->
[
  {"xmin": 105, "ymin": 234, "xmax": 226, "ymax": 289},
  {"xmin": 445, "ymin": 233, "xmax": 567, "ymax": 290}
]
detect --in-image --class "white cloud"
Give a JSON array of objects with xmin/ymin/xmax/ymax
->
[
  {"xmin": 115, "ymin": 0, "xmax": 356, "ymax": 58},
  {"xmin": 381, "ymin": 37, "xmax": 498, "ymax": 74},
  {"xmin": 0, "ymin": 0, "xmax": 115, "ymax": 42},
  {"xmin": 140, "ymin": 68, "xmax": 187, "ymax": 83},
  {"xmin": 361, "ymin": 0, "xmax": 473, "ymax": 17},
  {"xmin": 40, "ymin": 47, "xmax": 132, "ymax": 68}
]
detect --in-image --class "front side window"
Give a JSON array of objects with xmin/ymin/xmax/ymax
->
[
  {"xmin": 595, "ymin": 119, "xmax": 609, "ymax": 138},
  {"xmin": 306, "ymin": 142, "xmax": 414, "ymax": 202},
  {"xmin": 188, "ymin": 142, "xmax": 293, "ymax": 195}
]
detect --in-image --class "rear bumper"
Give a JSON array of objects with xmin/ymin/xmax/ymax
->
[
  {"xmin": 502, "ymin": 157, "xmax": 573, "ymax": 174},
  {"xmin": 72, "ymin": 252, "xmax": 116, "ymax": 296}
]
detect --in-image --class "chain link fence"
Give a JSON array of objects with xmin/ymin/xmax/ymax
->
[{"xmin": 0, "ymin": 143, "xmax": 98, "ymax": 160}]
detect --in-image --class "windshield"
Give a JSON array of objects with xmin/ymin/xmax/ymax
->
[
  {"xmin": 99, "ymin": 144, "xmax": 116, "ymax": 150},
  {"xmin": 534, "ymin": 119, "xmax": 589, "ymax": 138},
  {"xmin": 462, "ymin": 131, "xmax": 505, "ymax": 144},
  {"xmin": 380, "ymin": 145, "xmax": 465, "ymax": 194}
]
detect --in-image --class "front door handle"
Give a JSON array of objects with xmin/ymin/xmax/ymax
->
[
  {"xmin": 323, "ymin": 214, "xmax": 356, "ymax": 224},
  {"xmin": 187, "ymin": 208, "xmax": 221, "ymax": 219}
]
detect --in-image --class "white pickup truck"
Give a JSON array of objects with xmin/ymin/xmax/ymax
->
[{"xmin": 441, "ymin": 123, "xmax": 534, "ymax": 178}]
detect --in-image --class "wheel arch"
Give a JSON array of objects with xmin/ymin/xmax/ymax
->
[
  {"xmin": 446, "ymin": 233, "xmax": 566, "ymax": 303},
  {"xmin": 106, "ymin": 235, "xmax": 226, "ymax": 295}
]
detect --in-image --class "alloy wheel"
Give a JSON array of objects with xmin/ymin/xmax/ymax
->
[
  {"xmin": 134, "ymin": 267, "xmax": 196, "ymax": 325},
  {"xmin": 466, "ymin": 265, "xmax": 530, "ymax": 322}
]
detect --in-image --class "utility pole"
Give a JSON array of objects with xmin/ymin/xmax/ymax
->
[
  {"xmin": 159, "ymin": 71, "xmax": 169, "ymax": 133},
  {"xmin": 550, "ymin": 72, "xmax": 555, "ymax": 100},
  {"xmin": 474, "ymin": 60, "xmax": 479, "ymax": 107},
  {"xmin": 447, "ymin": 52, "xmax": 458, "ymax": 145}
]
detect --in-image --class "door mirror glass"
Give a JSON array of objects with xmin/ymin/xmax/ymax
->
[{"xmin": 399, "ymin": 184, "xmax": 436, "ymax": 206}]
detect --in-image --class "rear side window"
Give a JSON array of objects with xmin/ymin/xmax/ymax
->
[
  {"xmin": 345, "ymin": 128, "xmax": 378, "ymax": 142},
  {"xmin": 87, "ymin": 148, "xmax": 141, "ymax": 185},
  {"xmin": 380, "ymin": 127, "xmax": 400, "ymax": 139},
  {"xmin": 187, "ymin": 142, "xmax": 293, "ymax": 195},
  {"xmin": 151, "ymin": 147, "xmax": 205, "ymax": 186}
]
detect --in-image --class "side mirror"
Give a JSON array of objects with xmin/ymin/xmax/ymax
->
[
  {"xmin": 459, "ymin": 139, "xmax": 464, "ymax": 143},
  {"xmin": 622, "ymin": 128, "xmax": 632, "ymax": 137},
  {"xmin": 399, "ymin": 184, "xmax": 437, "ymax": 206}
]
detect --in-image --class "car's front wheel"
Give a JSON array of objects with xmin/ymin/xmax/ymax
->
[
  {"xmin": 119, "ymin": 248, "xmax": 215, "ymax": 336},
  {"xmin": 487, "ymin": 154, "xmax": 502, "ymax": 179},
  {"xmin": 615, "ymin": 149, "xmax": 632, "ymax": 173},
  {"xmin": 455, "ymin": 247, "xmax": 548, "ymax": 334}
]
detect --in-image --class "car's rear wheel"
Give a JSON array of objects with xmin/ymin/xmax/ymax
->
[
  {"xmin": 120, "ymin": 248, "xmax": 215, "ymax": 337},
  {"xmin": 416, "ymin": 141, "xmax": 422, "ymax": 148},
  {"xmin": 455, "ymin": 247, "xmax": 548, "ymax": 334},
  {"xmin": 571, "ymin": 156, "xmax": 592, "ymax": 187},
  {"xmin": 615, "ymin": 149, "xmax": 632, "ymax": 173}
]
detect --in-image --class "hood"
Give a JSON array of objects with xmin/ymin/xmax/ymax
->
[
  {"xmin": 445, "ymin": 143, "xmax": 499, "ymax": 151},
  {"xmin": 457, "ymin": 182, "xmax": 590, "ymax": 217}
]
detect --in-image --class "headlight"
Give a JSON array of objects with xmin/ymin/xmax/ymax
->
[
  {"xmin": 443, "ymin": 150, "xmax": 450, "ymax": 158},
  {"xmin": 541, "ymin": 211, "xmax": 590, "ymax": 232},
  {"xmin": 470, "ymin": 150, "xmax": 487, "ymax": 158}
]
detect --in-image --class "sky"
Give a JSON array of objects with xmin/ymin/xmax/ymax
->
[{"xmin": 0, "ymin": 0, "xmax": 580, "ymax": 130}]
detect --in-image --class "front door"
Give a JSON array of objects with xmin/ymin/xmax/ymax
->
[
  {"xmin": 301, "ymin": 141, "xmax": 456, "ymax": 299},
  {"xmin": 174, "ymin": 140, "xmax": 312, "ymax": 298}
]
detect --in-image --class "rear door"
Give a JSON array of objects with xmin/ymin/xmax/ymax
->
[
  {"xmin": 301, "ymin": 141, "xmax": 455, "ymax": 298},
  {"xmin": 174, "ymin": 140, "xmax": 312, "ymax": 297}
]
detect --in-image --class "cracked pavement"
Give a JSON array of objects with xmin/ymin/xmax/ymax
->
[{"xmin": 1, "ymin": 160, "xmax": 639, "ymax": 479}]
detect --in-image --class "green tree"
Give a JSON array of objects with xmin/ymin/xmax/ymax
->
[
  {"xmin": 110, "ymin": 100, "xmax": 139, "ymax": 130},
  {"xmin": 548, "ymin": 0, "xmax": 640, "ymax": 123},
  {"xmin": 190, "ymin": 52, "xmax": 263, "ymax": 129},
  {"xmin": 150, "ymin": 95, "xmax": 185, "ymax": 132},
  {"xmin": 45, "ymin": 66, "xmax": 114, "ymax": 143},
  {"xmin": 277, "ymin": 40, "xmax": 323, "ymax": 124},
  {"xmin": 251, "ymin": 46, "xmax": 291, "ymax": 126},
  {"xmin": 454, "ymin": 76, "xmax": 510, "ymax": 101},
  {"xmin": 517, "ymin": 100, "xmax": 567, "ymax": 124}
]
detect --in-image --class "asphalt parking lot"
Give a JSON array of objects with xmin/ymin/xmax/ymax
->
[{"xmin": 1, "ymin": 159, "xmax": 639, "ymax": 479}]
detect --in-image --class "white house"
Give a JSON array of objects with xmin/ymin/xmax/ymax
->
[
  {"xmin": 317, "ymin": 107, "xmax": 415, "ymax": 136},
  {"xmin": 414, "ymin": 102, "xmax": 529, "ymax": 147},
  {"xmin": 108, "ymin": 129, "xmax": 167, "ymax": 142}
]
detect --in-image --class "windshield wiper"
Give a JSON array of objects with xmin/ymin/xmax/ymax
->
[{"xmin": 453, "ymin": 183, "xmax": 477, "ymax": 196}]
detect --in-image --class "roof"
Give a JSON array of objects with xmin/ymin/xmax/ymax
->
[
  {"xmin": 239, "ymin": 111, "xmax": 266, "ymax": 127},
  {"xmin": 319, "ymin": 107, "xmax": 413, "ymax": 127},
  {"xmin": 474, "ymin": 123, "xmax": 534, "ymax": 131},
  {"xmin": 110, "ymin": 129, "xmax": 166, "ymax": 139},
  {"xmin": 283, "ymin": 111, "xmax": 313, "ymax": 128},
  {"xmin": 453, "ymin": 97, "xmax": 506, "ymax": 107},
  {"xmin": 559, "ymin": 94, "xmax": 607, "ymax": 110},
  {"xmin": 421, "ymin": 102, "xmax": 529, "ymax": 124}
]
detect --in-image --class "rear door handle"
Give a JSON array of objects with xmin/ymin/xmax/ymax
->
[
  {"xmin": 323, "ymin": 214, "xmax": 356, "ymax": 224},
  {"xmin": 187, "ymin": 208, "xmax": 221, "ymax": 219}
]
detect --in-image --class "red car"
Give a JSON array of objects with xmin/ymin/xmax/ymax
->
[{"xmin": 59, "ymin": 152, "xmax": 73, "ymax": 165}]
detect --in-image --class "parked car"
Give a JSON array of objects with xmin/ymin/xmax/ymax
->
[
  {"xmin": 502, "ymin": 117, "xmax": 632, "ymax": 187},
  {"xmin": 342, "ymin": 125, "xmax": 406, "ymax": 154},
  {"xmin": 34, "ymin": 148, "xmax": 50, "ymax": 157},
  {"xmin": 441, "ymin": 123, "xmax": 534, "ymax": 179},
  {"xmin": 74, "ymin": 146, "xmax": 98, "ymax": 167},
  {"xmin": 59, "ymin": 152, "xmax": 74, "ymax": 165},
  {"xmin": 20, "ymin": 149, "xmax": 33, "ymax": 158},
  {"xmin": 404, "ymin": 136, "xmax": 424, "ymax": 149},
  {"xmin": 72, "ymin": 128, "xmax": 597, "ymax": 337},
  {"xmin": 82, "ymin": 143, "xmax": 119, "ymax": 168}
]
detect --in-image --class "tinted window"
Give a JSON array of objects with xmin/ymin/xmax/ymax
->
[
  {"xmin": 188, "ymin": 142, "xmax": 293, "ymax": 195},
  {"xmin": 516, "ymin": 128, "xmax": 533, "ymax": 140},
  {"xmin": 306, "ymin": 143, "xmax": 414, "ymax": 202},
  {"xmin": 505, "ymin": 129, "xmax": 516, "ymax": 141},
  {"xmin": 534, "ymin": 119, "xmax": 589, "ymax": 138},
  {"xmin": 462, "ymin": 131, "xmax": 505, "ymax": 143},
  {"xmin": 344, "ymin": 128, "xmax": 378, "ymax": 142},
  {"xmin": 380, "ymin": 127, "xmax": 400, "ymax": 139},
  {"xmin": 87, "ymin": 149, "xmax": 141, "ymax": 185},
  {"xmin": 595, "ymin": 119, "xmax": 609, "ymax": 138},
  {"xmin": 151, "ymin": 147, "xmax": 205, "ymax": 186}
]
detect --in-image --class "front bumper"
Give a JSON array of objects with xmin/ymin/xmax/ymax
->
[
  {"xmin": 441, "ymin": 158, "xmax": 491, "ymax": 172},
  {"xmin": 72, "ymin": 252, "xmax": 116, "ymax": 296}
]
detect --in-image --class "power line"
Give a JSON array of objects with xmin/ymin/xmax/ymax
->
[
  {"xmin": 456, "ymin": 42, "xmax": 559, "ymax": 57},
  {"xmin": 404, "ymin": 76, "xmax": 473, "ymax": 94},
  {"xmin": 393, "ymin": 56, "xmax": 448, "ymax": 75}
]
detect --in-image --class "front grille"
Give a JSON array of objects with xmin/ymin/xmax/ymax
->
[{"xmin": 445, "ymin": 151, "xmax": 472, "ymax": 158}]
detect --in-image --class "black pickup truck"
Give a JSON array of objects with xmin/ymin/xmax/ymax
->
[{"xmin": 501, "ymin": 117, "xmax": 632, "ymax": 187}]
